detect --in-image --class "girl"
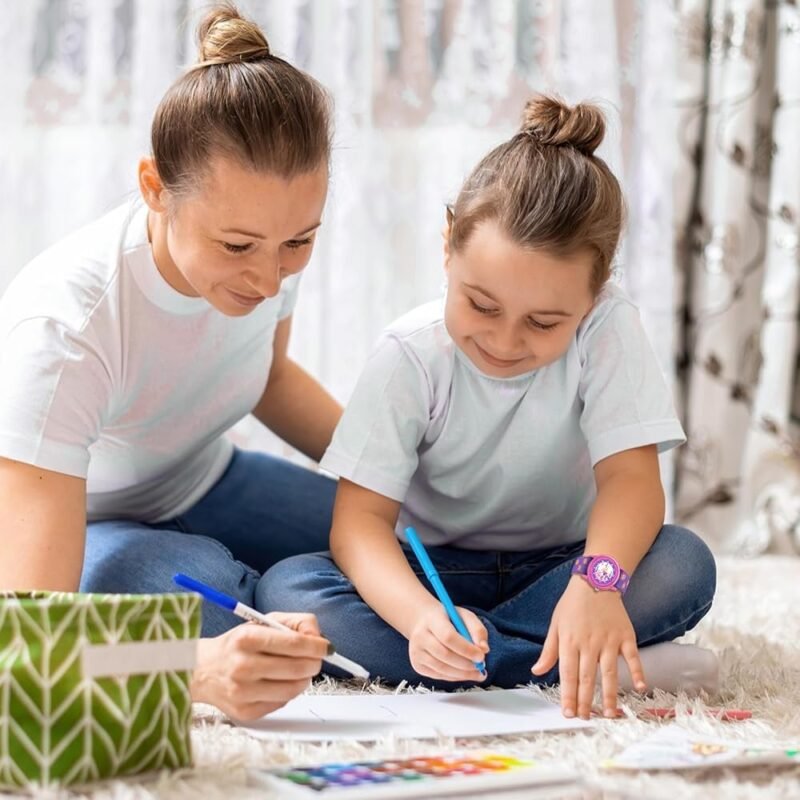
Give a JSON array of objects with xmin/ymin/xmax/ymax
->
[
  {"xmin": 0, "ymin": 4, "xmax": 339, "ymax": 721},
  {"xmin": 262, "ymin": 96, "xmax": 719, "ymax": 721}
]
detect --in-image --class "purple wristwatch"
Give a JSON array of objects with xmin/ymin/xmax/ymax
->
[{"xmin": 571, "ymin": 554, "xmax": 630, "ymax": 595}]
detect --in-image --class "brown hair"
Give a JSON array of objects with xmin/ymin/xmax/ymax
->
[
  {"xmin": 448, "ymin": 95, "xmax": 625, "ymax": 295},
  {"xmin": 150, "ymin": 2, "xmax": 332, "ymax": 200}
]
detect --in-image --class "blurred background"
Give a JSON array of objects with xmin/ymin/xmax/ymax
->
[{"xmin": 1, "ymin": 0, "xmax": 798, "ymax": 556}]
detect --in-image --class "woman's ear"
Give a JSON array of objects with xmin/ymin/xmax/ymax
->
[
  {"xmin": 138, "ymin": 157, "xmax": 168, "ymax": 213},
  {"xmin": 442, "ymin": 205, "xmax": 453, "ymax": 268}
]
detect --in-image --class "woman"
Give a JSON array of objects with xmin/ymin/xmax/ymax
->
[{"xmin": 0, "ymin": 4, "xmax": 339, "ymax": 721}]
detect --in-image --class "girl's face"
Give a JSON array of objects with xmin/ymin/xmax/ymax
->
[
  {"xmin": 444, "ymin": 219, "xmax": 596, "ymax": 378},
  {"xmin": 140, "ymin": 155, "xmax": 328, "ymax": 317}
]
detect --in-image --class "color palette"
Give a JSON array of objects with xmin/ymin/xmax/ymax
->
[{"xmin": 250, "ymin": 753, "xmax": 579, "ymax": 797}]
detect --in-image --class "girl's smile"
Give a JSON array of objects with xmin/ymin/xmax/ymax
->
[{"xmin": 472, "ymin": 340, "xmax": 529, "ymax": 370}]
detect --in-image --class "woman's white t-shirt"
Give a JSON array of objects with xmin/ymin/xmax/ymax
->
[
  {"xmin": 0, "ymin": 202, "xmax": 299, "ymax": 522},
  {"xmin": 321, "ymin": 286, "xmax": 686, "ymax": 551}
]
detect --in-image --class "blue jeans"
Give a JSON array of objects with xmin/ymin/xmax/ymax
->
[
  {"xmin": 80, "ymin": 448, "xmax": 337, "ymax": 636},
  {"xmin": 259, "ymin": 525, "xmax": 716, "ymax": 689}
]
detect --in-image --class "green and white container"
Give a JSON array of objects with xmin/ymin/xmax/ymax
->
[{"xmin": 0, "ymin": 591, "xmax": 200, "ymax": 788}]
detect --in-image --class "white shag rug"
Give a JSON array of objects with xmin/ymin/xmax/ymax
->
[{"xmin": 5, "ymin": 556, "xmax": 800, "ymax": 800}]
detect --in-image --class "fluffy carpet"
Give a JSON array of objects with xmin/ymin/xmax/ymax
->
[{"xmin": 5, "ymin": 556, "xmax": 800, "ymax": 799}]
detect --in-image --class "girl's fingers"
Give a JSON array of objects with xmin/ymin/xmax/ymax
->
[
  {"xmin": 621, "ymin": 638, "xmax": 647, "ymax": 692},
  {"xmin": 425, "ymin": 633, "xmax": 484, "ymax": 674},
  {"xmin": 432, "ymin": 620, "xmax": 487, "ymax": 665},
  {"xmin": 577, "ymin": 648, "xmax": 599, "ymax": 720},
  {"xmin": 598, "ymin": 648, "xmax": 620, "ymax": 717},
  {"xmin": 415, "ymin": 650, "xmax": 485, "ymax": 682},
  {"xmin": 462, "ymin": 613, "xmax": 490, "ymax": 651},
  {"xmin": 532, "ymin": 626, "xmax": 558, "ymax": 675},
  {"xmin": 558, "ymin": 641, "xmax": 579, "ymax": 717}
]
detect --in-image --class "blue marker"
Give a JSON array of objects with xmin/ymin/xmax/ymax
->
[
  {"xmin": 173, "ymin": 573, "xmax": 369, "ymax": 679},
  {"xmin": 404, "ymin": 526, "xmax": 487, "ymax": 675}
]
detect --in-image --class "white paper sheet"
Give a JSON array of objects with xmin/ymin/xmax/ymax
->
[
  {"xmin": 238, "ymin": 688, "xmax": 593, "ymax": 742},
  {"xmin": 604, "ymin": 725, "xmax": 800, "ymax": 771}
]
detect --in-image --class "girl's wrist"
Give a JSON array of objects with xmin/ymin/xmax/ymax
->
[
  {"xmin": 396, "ymin": 593, "xmax": 440, "ymax": 639},
  {"xmin": 568, "ymin": 573, "xmax": 623, "ymax": 599}
]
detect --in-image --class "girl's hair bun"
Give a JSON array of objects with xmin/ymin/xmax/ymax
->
[
  {"xmin": 197, "ymin": 3, "xmax": 270, "ymax": 65},
  {"xmin": 520, "ymin": 95, "xmax": 605, "ymax": 157}
]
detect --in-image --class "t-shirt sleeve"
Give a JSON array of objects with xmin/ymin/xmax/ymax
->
[
  {"xmin": 578, "ymin": 299, "xmax": 686, "ymax": 466},
  {"xmin": 0, "ymin": 318, "xmax": 112, "ymax": 477},
  {"xmin": 320, "ymin": 334, "xmax": 430, "ymax": 502}
]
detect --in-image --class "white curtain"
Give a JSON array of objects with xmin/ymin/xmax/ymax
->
[
  {"xmin": 673, "ymin": 0, "xmax": 800, "ymax": 556},
  {"xmin": 1, "ymin": 2, "xmax": 679, "ymax": 506}
]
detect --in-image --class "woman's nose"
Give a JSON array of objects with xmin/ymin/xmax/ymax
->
[{"xmin": 247, "ymin": 259, "xmax": 281, "ymax": 298}]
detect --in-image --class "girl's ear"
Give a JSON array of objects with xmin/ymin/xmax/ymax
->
[
  {"xmin": 581, "ymin": 298, "xmax": 597, "ymax": 321},
  {"xmin": 138, "ymin": 157, "xmax": 168, "ymax": 213}
]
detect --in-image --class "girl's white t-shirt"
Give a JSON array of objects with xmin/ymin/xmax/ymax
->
[
  {"xmin": 0, "ymin": 202, "xmax": 299, "ymax": 522},
  {"xmin": 321, "ymin": 286, "xmax": 685, "ymax": 551}
]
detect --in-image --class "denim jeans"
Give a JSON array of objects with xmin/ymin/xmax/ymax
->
[
  {"xmin": 80, "ymin": 448, "xmax": 337, "ymax": 636},
  {"xmin": 259, "ymin": 525, "xmax": 717, "ymax": 689}
]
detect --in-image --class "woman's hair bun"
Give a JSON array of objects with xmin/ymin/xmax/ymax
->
[
  {"xmin": 520, "ymin": 95, "xmax": 605, "ymax": 157},
  {"xmin": 197, "ymin": 3, "xmax": 270, "ymax": 65}
]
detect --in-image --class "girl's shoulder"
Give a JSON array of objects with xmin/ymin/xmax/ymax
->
[
  {"xmin": 365, "ymin": 298, "xmax": 455, "ymax": 397},
  {"xmin": 576, "ymin": 281, "xmax": 644, "ymax": 349},
  {"xmin": 384, "ymin": 298, "xmax": 447, "ymax": 339},
  {"xmin": 381, "ymin": 298, "xmax": 453, "ymax": 361}
]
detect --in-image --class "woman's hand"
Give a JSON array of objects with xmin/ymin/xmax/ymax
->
[
  {"xmin": 408, "ymin": 605, "xmax": 489, "ymax": 683},
  {"xmin": 190, "ymin": 612, "xmax": 331, "ymax": 721},
  {"xmin": 531, "ymin": 577, "xmax": 646, "ymax": 719}
]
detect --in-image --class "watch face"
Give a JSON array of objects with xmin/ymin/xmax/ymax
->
[{"xmin": 588, "ymin": 556, "xmax": 620, "ymax": 589}]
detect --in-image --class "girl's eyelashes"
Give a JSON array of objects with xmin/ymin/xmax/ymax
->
[
  {"xmin": 222, "ymin": 242, "xmax": 252, "ymax": 254},
  {"xmin": 528, "ymin": 317, "xmax": 558, "ymax": 331},
  {"xmin": 468, "ymin": 298, "xmax": 497, "ymax": 315},
  {"xmin": 468, "ymin": 296, "xmax": 557, "ymax": 331}
]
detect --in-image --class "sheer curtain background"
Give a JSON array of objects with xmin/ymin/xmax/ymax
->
[
  {"xmin": 1, "ymin": 1, "xmax": 797, "ymax": 555},
  {"xmin": 673, "ymin": 0, "xmax": 800, "ymax": 556}
]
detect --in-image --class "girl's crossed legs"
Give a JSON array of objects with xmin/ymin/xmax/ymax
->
[{"xmin": 258, "ymin": 525, "xmax": 716, "ymax": 689}]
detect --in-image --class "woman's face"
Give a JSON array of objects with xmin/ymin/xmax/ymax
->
[{"xmin": 142, "ymin": 155, "xmax": 328, "ymax": 316}]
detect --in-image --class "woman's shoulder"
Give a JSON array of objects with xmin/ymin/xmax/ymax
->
[{"xmin": 1, "ymin": 202, "xmax": 139, "ymax": 335}]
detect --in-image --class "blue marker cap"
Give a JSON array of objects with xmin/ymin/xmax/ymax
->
[{"xmin": 173, "ymin": 573, "xmax": 237, "ymax": 611}]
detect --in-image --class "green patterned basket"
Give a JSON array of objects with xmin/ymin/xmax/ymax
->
[{"xmin": 0, "ymin": 591, "xmax": 201, "ymax": 788}]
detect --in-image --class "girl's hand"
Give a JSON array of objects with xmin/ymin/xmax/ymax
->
[
  {"xmin": 191, "ymin": 612, "xmax": 330, "ymax": 721},
  {"xmin": 408, "ymin": 605, "xmax": 489, "ymax": 682},
  {"xmin": 531, "ymin": 578, "xmax": 646, "ymax": 719}
]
